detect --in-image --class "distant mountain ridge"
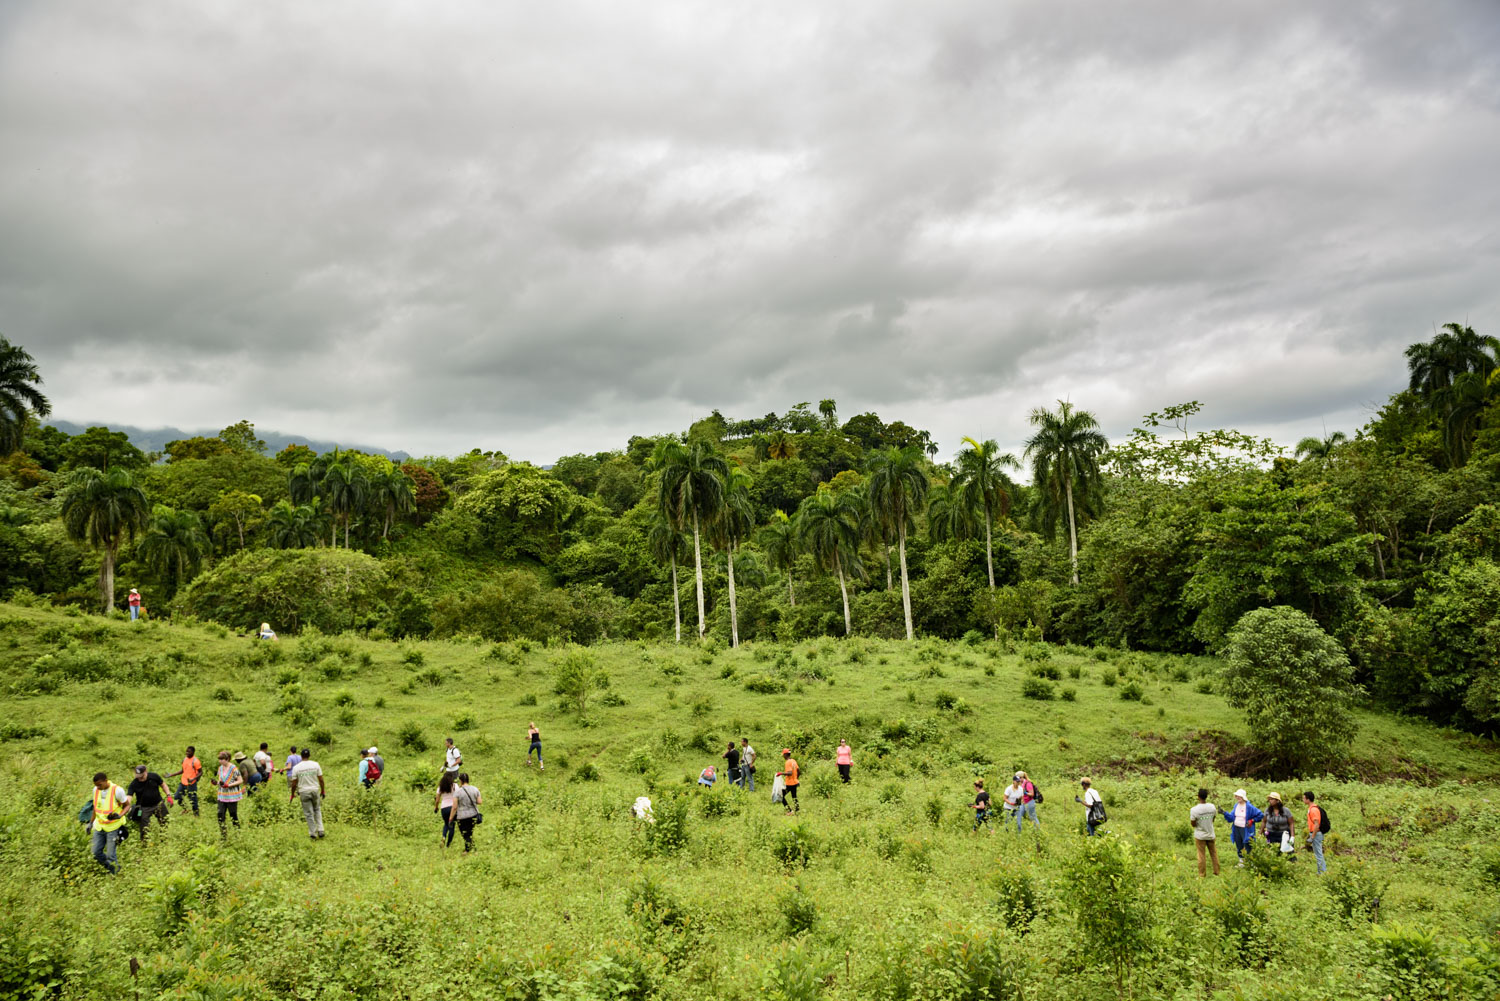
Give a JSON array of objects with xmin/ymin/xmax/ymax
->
[{"xmin": 47, "ymin": 420, "xmax": 410, "ymax": 462}]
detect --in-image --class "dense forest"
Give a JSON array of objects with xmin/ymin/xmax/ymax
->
[{"xmin": 2, "ymin": 324, "xmax": 1498, "ymax": 731}]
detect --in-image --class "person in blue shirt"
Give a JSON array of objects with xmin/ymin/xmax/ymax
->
[{"xmin": 1222, "ymin": 789, "xmax": 1264, "ymax": 864}]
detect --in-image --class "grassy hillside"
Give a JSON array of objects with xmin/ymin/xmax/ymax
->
[{"xmin": 2, "ymin": 603, "xmax": 1498, "ymax": 1000}]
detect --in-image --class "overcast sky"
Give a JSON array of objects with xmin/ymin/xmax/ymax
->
[{"xmin": 3, "ymin": 1, "xmax": 1497, "ymax": 463}]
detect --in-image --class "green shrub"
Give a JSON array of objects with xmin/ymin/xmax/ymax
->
[
  {"xmin": 453, "ymin": 713, "xmax": 476, "ymax": 731},
  {"xmin": 1067, "ymin": 664, "xmax": 1082, "ymax": 679},
  {"xmin": 642, "ymin": 795, "xmax": 690, "ymax": 857},
  {"xmin": 808, "ymin": 769, "xmax": 838, "ymax": 799},
  {"xmin": 1101, "ymin": 668, "xmax": 1118, "ymax": 687},
  {"xmin": 0, "ymin": 918, "xmax": 70, "ymax": 999},
  {"xmin": 1368, "ymin": 922, "xmax": 1448, "ymax": 1000},
  {"xmin": 1028, "ymin": 663, "xmax": 1062, "ymax": 681},
  {"xmin": 1062, "ymin": 833, "xmax": 1156, "ymax": 994},
  {"xmin": 917, "ymin": 924, "xmax": 1028, "ymax": 1000},
  {"xmin": 517, "ymin": 692, "xmax": 538, "ymax": 707},
  {"xmin": 212, "ymin": 686, "xmax": 235, "ymax": 702},
  {"xmin": 934, "ymin": 690, "xmax": 958, "ymax": 710},
  {"xmin": 570, "ymin": 762, "xmax": 600, "ymax": 783},
  {"xmin": 778, "ymin": 883, "xmax": 818, "ymax": 935},
  {"xmin": 1021, "ymin": 678, "xmax": 1055, "ymax": 701},
  {"xmin": 402, "ymin": 647, "xmax": 425, "ymax": 666},
  {"xmin": 1202, "ymin": 878, "xmax": 1270, "ymax": 963},
  {"xmin": 993, "ymin": 865, "xmax": 1040, "ymax": 934},
  {"xmin": 332, "ymin": 689, "xmax": 356, "ymax": 706},
  {"xmin": 1195, "ymin": 679, "xmax": 1214, "ymax": 694},
  {"xmin": 771, "ymin": 824, "xmax": 818, "ymax": 870},
  {"xmin": 144, "ymin": 869, "xmax": 204, "ymax": 936},
  {"xmin": 1326, "ymin": 862, "xmax": 1387, "ymax": 922},
  {"xmin": 1060, "ymin": 686, "xmax": 1077, "ymax": 701},
  {"xmin": 878, "ymin": 781, "xmax": 904, "ymax": 804},
  {"xmin": 396, "ymin": 722, "xmax": 429, "ymax": 752},
  {"xmin": 1118, "ymin": 681, "xmax": 1144, "ymax": 701},
  {"xmin": 743, "ymin": 674, "xmax": 787, "ymax": 695}
]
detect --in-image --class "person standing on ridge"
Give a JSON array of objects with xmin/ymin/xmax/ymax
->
[
  {"xmin": 289, "ymin": 748, "xmax": 325, "ymax": 840},
  {"xmin": 1190, "ymin": 788, "xmax": 1220, "ymax": 876},
  {"xmin": 88, "ymin": 771, "xmax": 131, "ymax": 873},
  {"xmin": 128, "ymin": 587, "xmax": 141, "ymax": 621},
  {"xmin": 835, "ymin": 739, "xmax": 853, "ymax": 783}
]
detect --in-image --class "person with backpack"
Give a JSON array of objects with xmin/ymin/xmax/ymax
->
[
  {"xmin": 369, "ymin": 747, "xmax": 385, "ymax": 777},
  {"xmin": 1222, "ymin": 789, "xmax": 1263, "ymax": 864},
  {"xmin": 253, "ymin": 743, "xmax": 274, "ymax": 782},
  {"xmin": 1262, "ymin": 792, "xmax": 1296, "ymax": 855},
  {"xmin": 1016, "ymin": 771, "xmax": 1041, "ymax": 831},
  {"xmin": 360, "ymin": 749, "xmax": 382, "ymax": 788},
  {"xmin": 453, "ymin": 773, "xmax": 481, "ymax": 852},
  {"xmin": 446, "ymin": 737, "xmax": 464, "ymax": 781},
  {"xmin": 288, "ymin": 748, "xmax": 325, "ymax": 840},
  {"xmin": 1075, "ymin": 777, "xmax": 1105, "ymax": 835},
  {"xmin": 970, "ymin": 779, "xmax": 993, "ymax": 834},
  {"xmin": 697, "ymin": 765, "xmax": 717, "ymax": 787},
  {"xmin": 1189, "ymin": 788, "xmax": 1221, "ymax": 876},
  {"xmin": 1303, "ymin": 791, "xmax": 1328, "ymax": 874},
  {"xmin": 87, "ymin": 771, "xmax": 132, "ymax": 873}
]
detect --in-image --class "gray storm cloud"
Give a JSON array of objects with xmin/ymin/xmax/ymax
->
[{"xmin": 1, "ymin": 0, "xmax": 1496, "ymax": 462}]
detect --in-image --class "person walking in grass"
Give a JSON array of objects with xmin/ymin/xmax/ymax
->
[
  {"xmin": 722, "ymin": 741, "xmax": 741, "ymax": 787},
  {"xmin": 234, "ymin": 751, "xmax": 262, "ymax": 793},
  {"xmin": 284, "ymin": 745, "xmax": 302, "ymax": 776},
  {"xmin": 215, "ymin": 751, "xmax": 244, "ymax": 835},
  {"xmin": 434, "ymin": 773, "xmax": 457, "ymax": 848},
  {"xmin": 446, "ymin": 737, "xmax": 464, "ymax": 780},
  {"xmin": 835, "ymin": 739, "xmax": 853, "ymax": 783},
  {"xmin": 697, "ymin": 764, "xmax": 717, "ymax": 787},
  {"xmin": 777, "ymin": 749, "xmax": 799, "ymax": 815},
  {"xmin": 254, "ymin": 742, "xmax": 274, "ymax": 782},
  {"xmin": 1016, "ymin": 771, "xmax": 1041, "ymax": 831},
  {"xmin": 369, "ymin": 747, "xmax": 385, "ymax": 777},
  {"xmin": 1190, "ymin": 788, "xmax": 1221, "ymax": 876},
  {"xmin": 740, "ymin": 738, "xmax": 755, "ymax": 791},
  {"xmin": 126, "ymin": 764, "xmax": 173, "ymax": 843},
  {"xmin": 88, "ymin": 771, "xmax": 131, "ymax": 873},
  {"xmin": 128, "ymin": 587, "xmax": 141, "ymax": 621},
  {"xmin": 1002, "ymin": 775, "xmax": 1025, "ymax": 831},
  {"xmin": 1262, "ymin": 792, "xmax": 1296, "ymax": 855},
  {"xmin": 359, "ymin": 749, "xmax": 382, "ymax": 788},
  {"xmin": 526, "ymin": 724, "xmax": 543, "ymax": 770},
  {"xmin": 289, "ymin": 748, "xmax": 325, "ymax": 840},
  {"xmin": 1223, "ymin": 789, "xmax": 1263, "ymax": 864},
  {"xmin": 453, "ymin": 773, "xmax": 481, "ymax": 852},
  {"xmin": 970, "ymin": 779, "xmax": 993, "ymax": 834},
  {"xmin": 168, "ymin": 746, "xmax": 202, "ymax": 817},
  {"xmin": 1303, "ymin": 791, "xmax": 1327, "ymax": 874},
  {"xmin": 1075, "ymin": 777, "xmax": 1105, "ymax": 836}
]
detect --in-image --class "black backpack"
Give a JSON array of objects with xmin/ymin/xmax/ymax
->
[
  {"xmin": 1033, "ymin": 786, "xmax": 1044, "ymax": 805},
  {"xmin": 1319, "ymin": 806, "xmax": 1331, "ymax": 834}
]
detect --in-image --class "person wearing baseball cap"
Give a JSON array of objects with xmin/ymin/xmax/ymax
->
[
  {"xmin": 368, "ymin": 747, "xmax": 384, "ymax": 777},
  {"xmin": 126, "ymin": 763, "xmax": 173, "ymax": 843}
]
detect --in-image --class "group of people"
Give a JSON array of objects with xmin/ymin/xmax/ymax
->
[
  {"xmin": 969, "ymin": 771, "xmax": 1049, "ymax": 833},
  {"xmin": 1190, "ymin": 788, "xmax": 1329, "ymax": 875}
]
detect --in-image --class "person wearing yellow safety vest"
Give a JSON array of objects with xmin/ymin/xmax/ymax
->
[{"xmin": 89, "ymin": 771, "xmax": 131, "ymax": 874}]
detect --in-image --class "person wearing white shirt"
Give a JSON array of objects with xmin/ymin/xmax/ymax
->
[
  {"xmin": 444, "ymin": 737, "xmax": 462, "ymax": 779},
  {"xmin": 1075, "ymin": 777, "xmax": 1104, "ymax": 836}
]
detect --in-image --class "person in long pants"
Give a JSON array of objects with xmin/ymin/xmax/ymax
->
[
  {"xmin": 1304, "ymin": 791, "xmax": 1327, "ymax": 874},
  {"xmin": 453, "ymin": 773, "xmax": 481, "ymax": 852},
  {"xmin": 435, "ymin": 773, "xmax": 457, "ymax": 848},
  {"xmin": 288, "ymin": 749, "xmax": 325, "ymax": 840}
]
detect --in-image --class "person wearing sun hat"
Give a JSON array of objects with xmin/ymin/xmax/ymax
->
[
  {"xmin": 1261, "ymin": 791, "xmax": 1296, "ymax": 853},
  {"xmin": 128, "ymin": 587, "xmax": 142, "ymax": 621},
  {"xmin": 1222, "ymin": 789, "xmax": 1264, "ymax": 864}
]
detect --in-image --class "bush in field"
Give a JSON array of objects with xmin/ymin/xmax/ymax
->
[
  {"xmin": 1021, "ymin": 678, "xmax": 1055, "ymax": 701},
  {"xmin": 174, "ymin": 548, "xmax": 393, "ymax": 634},
  {"xmin": 993, "ymin": 865, "xmax": 1040, "ymax": 934},
  {"xmin": 642, "ymin": 795, "xmax": 690, "ymax": 857},
  {"xmin": 777, "ymin": 882, "xmax": 818, "ymax": 935},
  {"xmin": 1222, "ymin": 606, "xmax": 1359, "ymax": 775},
  {"xmin": 554, "ymin": 648, "xmax": 608, "ymax": 716},
  {"xmin": 1062, "ymin": 834, "xmax": 1156, "ymax": 994},
  {"xmin": 397, "ymin": 722, "xmax": 429, "ymax": 752}
]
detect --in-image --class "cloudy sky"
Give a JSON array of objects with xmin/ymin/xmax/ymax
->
[{"xmin": 3, "ymin": 0, "xmax": 1497, "ymax": 463}]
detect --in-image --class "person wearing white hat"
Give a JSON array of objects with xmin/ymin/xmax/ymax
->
[
  {"xmin": 1221, "ymin": 789, "xmax": 1264, "ymax": 864},
  {"xmin": 128, "ymin": 588, "xmax": 142, "ymax": 621}
]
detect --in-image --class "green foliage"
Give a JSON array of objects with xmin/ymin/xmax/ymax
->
[
  {"xmin": 992, "ymin": 865, "xmax": 1040, "ymax": 934},
  {"xmin": 1061, "ymin": 835, "xmax": 1156, "ymax": 993},
  {"xmin": 175, "ymin": 548, "xmax": 393, "ymax": 634},
  {"xmin": 553, "ymin": 648, "xmax": 607, "ymax": 716},
  {"xmin": 641, "ymin": 794, "xmax": 690, "ymax": 857},
  {"xmin": 771, "ymin": 824, "xmax": 818, "ymax": 870},
  {"xmin": 1222, "ymin": 606, "xmax": 1359, "ymax": 774},
  {"xmin": 1326, "ymin": 862, "xmax": 1387, "ymax": 923},
  {"xmin": 396, "ymin": 721, "xmax": 429, "ymax": 752},
  {"xmin": 1020, "ymin": 677, "xmax": 1055, "ymax": 700},
  {"xmin": 777, "ymin": 882, "xmax": 819, "ymax": 936}
]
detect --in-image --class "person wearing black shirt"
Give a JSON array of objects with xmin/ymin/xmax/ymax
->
[
  {"xmin": 126, "ymin": 764, "xmax": 173, "ymax": 842},
  {"xmin": 722, "ymin": 742, "xmax": 741, "ymax": 786},
  {"xmin": 970, "ymin": 779, "xmax": 993, "ymax": 834}
]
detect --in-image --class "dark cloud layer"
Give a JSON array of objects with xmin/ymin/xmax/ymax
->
[{"xmin": 2, "ymin": 0, "xmax": 1497, "ymax": 461}]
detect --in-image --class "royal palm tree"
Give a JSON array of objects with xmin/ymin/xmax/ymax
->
[
  {"xmin": 647, "ymin": 510, "xmax": 688, "ymax": 644},
  {"xmin": 765, "ymin": 430, "xmax": 797, "ymax": 460},
  {"xmin": 866, "ymin": 445, "xmax": 929, "ymax": 640},
  {"xmin": 925, "ymin": 483, "xmax": 975, "ymax": 543},
  {"xmin": 266, "ymin": 501, "xmax": 325, "ymax": 549},
  {"xmin": 1406, "ymin": 323, "xmax": 1498, "ymax": 402},
  {"xmin": 951, "ymin": 437, "xmax": 1018, "ymax": 588},
  {"xmin": 370, "ymin": 468, "xmax": 416, "ymax": 539},
  {"xmin": 711, "ymin": 465, "xmax": 756, "ymax": 647},
  {"xmin": 59, "ymin": 466, "xmax": 149, "ymax": 612},
  {"xmin": 1440, "ymin": 372, "xmax": 1496, "ymax": 467},
  {"xmin": 796, "ymin": 487, "xmax": 863, "ymax": 636},
  {"xmin": 139, "ymin": 505, "xmax": 211, "ymax": 595},
  {"xmin": 655, "ymin": 439, "xmax": 728, "ymax": 640},
  {"xmin": 1294, "ymin": 432, "xmax": 1348, "ymax": 465},
  {"xmin": 758, "ymin": 509, "xmax": 800, "ymax": 607},
  {"xmin": 1024, "ymin": 401, "xmax": 1108, "ymax": 586},
  {"xmin": 321, "ymin": 459, "xmax": 368, "ymax": 549},
  {"xmin": 0, "ymin": 336, "xmax": 51, "ymax": 455},
  {"xmin": 818, "ymin": 398, "xmax": 838, "ymax": 431},
  {"xmin": 288, "ymin": 456, "xmax": 327, "ymax": 507}
]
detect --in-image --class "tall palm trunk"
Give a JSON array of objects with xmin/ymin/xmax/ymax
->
[
  {"xmin": 670, "ymin": 553, "xmax": 682, "ymax": 644},
  {"xmin": 897, "ymin": 521, "xmax": 914, "ymax": 640},
  {"xmin": 344, "ymin": 517, "xmax": 351, "ymax": 550},
  {"xmin": 101, "ymin": 541, "xmax": 118, "ymax": 613},
  {"xmin": 787, "ymin": 572, "xmax": 796, "ymax": 607},
  {"xmin": 726, "ymin": 547, "xmax": 740, "ymax": 648},
  {"xmin": 692, "ymin": 510, "xmax": 706, "ymax": 640},
  {"xmin": 834, "ymin": 551, "xmax": 851, "ymax": 636},
  {"xmin": 1064, "ymin": 475, "xmax": 1080, "ymax": 586},
  {"xmin": 882, "ymin": 540, "xmax": 893, "ymax": 590},
  {"xmin": 983, "ymin": 511, "xmax": 995, "ymax": 588}
]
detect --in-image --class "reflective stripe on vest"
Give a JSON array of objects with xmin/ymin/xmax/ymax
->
[{"xmin": 93, "ymin": 784, "xmax": 126, "ymax": 831}]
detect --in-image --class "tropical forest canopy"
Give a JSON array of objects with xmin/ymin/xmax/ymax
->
[{"xmin": 2, "ymin": 323, "xmax": 1499, "ymax": 732}]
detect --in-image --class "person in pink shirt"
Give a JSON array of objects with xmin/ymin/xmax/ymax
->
[{"xmin": 835, "ymin": 740, "xmax": 853, "ymax": 784}]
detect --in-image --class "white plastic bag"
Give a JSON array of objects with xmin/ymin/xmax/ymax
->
[
  {"xmin": 1280, "ymin": 831, "xmax": 1295, "ymax": 854},
  {"xmin": 632, "ymin": 796, "xmax": 654, "ymax": 823},
  {"xmin": 771, "ymin": 774, "xmax": 786, "ymax": 804}
]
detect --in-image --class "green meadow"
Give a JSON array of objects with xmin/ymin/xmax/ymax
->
[{"xmin": 2, "ymin": 603, "xmax": 1498, "ymax": 1000}]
